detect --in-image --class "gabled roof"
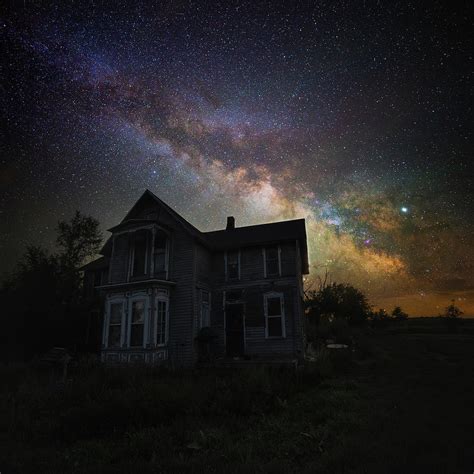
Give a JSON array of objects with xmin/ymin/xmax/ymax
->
[
  {"xmin": 99, "ymin": 189, "xmax": 207, "ymax": 254},
  {"xmin": 79, "ymin": 256, "xmax": 109, "ymax": 272},
  {"xmin": 204, "ymin": 219, "xmax": 309, "ymax": 274},
  {"xmin": 96, "ymin": 190, "xmax": 309, "ymax": 273},
  {"xmin": 121, "ymin": 190, "xmax": 205, "ymax": 241}
]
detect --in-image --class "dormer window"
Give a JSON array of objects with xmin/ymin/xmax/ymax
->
[
  {"xmin": 131, "ymin": 230, "xmax": 148, "ymax": 277},
  {"xmin": 264, "ymin": 246, "xmax": 281, "ymax": 277}
]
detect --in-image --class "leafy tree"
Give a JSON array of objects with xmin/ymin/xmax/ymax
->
[
  {"xmin": 444, "ymin": 300, "xmax": 463, "ymax": 319},
  {"xmin": 369, "ymin": 308, "xmax": 391, "ymax": 328},
  {"xmin": 305, "ymin": 282, "xmax": 371, "ymax": 327},
  {"xmin": 391, "ymin": 306, "xmax": 408, "ymax": 321},
  {"xmin": 0, "ymin": 212, "xmax": 102, "ymax": 361},
  {"xmin": 57, "ymin": 211, "xmax": 102, "ymax": 270}
]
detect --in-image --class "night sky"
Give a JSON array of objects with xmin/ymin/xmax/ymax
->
[{"xmin": 2, "ymin": 1, "xmax": 473, "ymax": 316}]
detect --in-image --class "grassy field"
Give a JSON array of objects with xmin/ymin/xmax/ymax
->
[{"xmin": 1, "ymin": 328, "xmax": 474, "ymax": 473}]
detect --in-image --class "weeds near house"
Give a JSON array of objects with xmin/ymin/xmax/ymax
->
[{"xmin": 2, "ymin": 327, "xmax": 474, "ymax": 473}]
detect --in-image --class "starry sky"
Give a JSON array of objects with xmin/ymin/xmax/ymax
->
[{"xmin": 2, "ymin": 1, "xmax": 473, "ymax": 316}]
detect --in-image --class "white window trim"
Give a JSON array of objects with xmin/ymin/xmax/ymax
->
[
  {"xmin": 127, "ymin": 296, "xmax": 149, "ymax": 348},
  {"xmin": 224, "ymin": 250, "xmax": 241, "ymax": 281},
  {"xmin": 264, "ymin": 291, "xmax": 286, "ymax": 339},
  {"xmin": 104, "ymin": 297, "xmax": 126, "ymax": 348},
  {"xmin": 263, "ymin": 245, "xmax": 282, "ymax": 278},
  {"xmin": 154, "ymin": 293, "xmax": 169, "ymax": 347}
]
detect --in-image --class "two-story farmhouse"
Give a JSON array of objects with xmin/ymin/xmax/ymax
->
[{"xmin": 82, "ymin": 190, "xmax": 309, "ymax": 367}]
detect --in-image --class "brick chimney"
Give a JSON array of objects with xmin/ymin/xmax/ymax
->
[{"xmin": 226, "ymin": 216, "xmax": 235, "ymax": 230}]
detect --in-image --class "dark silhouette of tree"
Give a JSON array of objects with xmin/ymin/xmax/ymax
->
[
  {"xmin": 57, "ymin": 211, "xmax": 102, "ymax": 270},
  {"xmin": 391, "ymin": 306, "xmax": 408, "ymax": 321},
  {"xmin": 369, "ymin": 308, "xmax": 391, "ymax": 328},
  {"xmin": 444, "ymin": 300, "xmax": 463, "ymax": 319},
  {"xmin": 305, "ymin": 282, "xmax": 371, "ymax": 327},
  {"xmin": 0, "ymin": 212, "xmax": 102, "ymax": 361}
]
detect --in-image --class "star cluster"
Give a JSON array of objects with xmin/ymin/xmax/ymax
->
[{"xmin": 1, "ymin": 1, "xmax": 473, "ymax": 315}]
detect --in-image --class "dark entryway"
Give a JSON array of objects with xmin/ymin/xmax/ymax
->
[{"xmin": 225, "ymin": 303, "xmax": 244, "ymax": 357}]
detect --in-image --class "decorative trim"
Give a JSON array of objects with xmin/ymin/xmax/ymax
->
[{"xmin": 97, "ymin": 279, "xmax": 176, "ymax": 289}]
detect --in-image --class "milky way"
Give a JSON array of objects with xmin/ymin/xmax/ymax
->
[{"xmin": 2, "ymin": 1, "xmax": 473, "ymax": 315}]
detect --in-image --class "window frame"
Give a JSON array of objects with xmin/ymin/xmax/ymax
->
[
  {"xmin": 104, "ymin": 298, "xmax": 126, "ymax": 348},
  {"xmin": 200, "ymin": 289, "xmax": 211, "ymax": 328},
  {"xmin": 263, "ymin": 245, "xmax": 282, "ymax": 278},
  {"xmin": 152, "ymin": 231, "xmax": 168, "ymax": 275},
  {"xmin": 225, "ymin": 250, "xmax": 241, "ymax": 281},
  {"xmin": 127, "ymin": 296, "xmax": 149, "ymax": 348},
  {"xmin": 130, "ymin": 230, "xmax": 149, "ymax": 278},
  {"xmin": 263, "ymin": 292, "xmax": 286, "ymax": 339},
  {"xmin": 154, "ymin": 293, "xmax": 169, "ymax": 347}
]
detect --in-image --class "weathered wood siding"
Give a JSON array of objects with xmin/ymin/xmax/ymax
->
[
  {"xmin": 210, "ymin": 289, "xmax": 226, "ymax": 356},
  {"xmin": 280, "ymin": 242, "xmax": 297, "ymax": 277},
  {"xmin": 152, "ymin": 208, "xmax": 195, "ymax": 368},
  {"xmin": 193, "ymin": 243, "xmax": 212, "ymax": 353},
  {"xmin": 241, "ymin": 246, "xmax": 264, "ymax": 280},
  {"xmin": 211, "ymin": 242, "xmax": 297, "ymax": 286},
  {"xmin": 104, "ymin": 200, "xmax": 197, "ymax": 368},
  {"xmin": 244, "ymin": 284, "xmax": 299, "ymax": 357},
  {"xmin": 208, "ymin": 281, "xmax": 304, "ymax": 359},
  {"xmin": 109, "ymin": 233, "xmax": 130, "ymax": 283}
]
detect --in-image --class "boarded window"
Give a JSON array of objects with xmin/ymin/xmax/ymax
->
[
  {"xmin": 130, "ymin": 300, "xmax": 145, "ymax": 346},
  {"xmin": 108, "ymin": 302, "xmax": 123, "ymax": 347},
  {"xmin": 227, "ymin": 251, "xmax": 239, "ymax": 280},
  {"xmin": 265, "ymin": 246, "xmax": 280, "ymax": 276},
  {"xmin": 264, "ymin": 293, "xmax": 285, "ymax": 338}
]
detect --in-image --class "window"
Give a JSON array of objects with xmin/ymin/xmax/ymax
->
[
  {"xmin": 155, "ymin": 298, "xmax": 168, "ymax": 345},
  {"xmin": 200, "ymin": 290, "xmax": 210, "ymax": 328},
  {"xmin": 107, "ymin": 301, "xmax": 124, "ymax": 347},
  {"xmin": 130, "ymin": 299, "xmax": 146, "ymax": 347},
  {"xmin": 132, "ymin": 230, "xmax": 148, "ymax": 277},
  {"xmin": 264, "ymin": 292, "xmax": 285, "ymax": 338},
  {"xmin": 226, "ymin": 250, "xmax": 239, "ymax": 280},
  {"xmin": 154, "ymin": 231, "xmax": 167, "ymax": 273},
  {"xmin": 264, "ymin": 246, "xmax": 280, "ymax": 277}
]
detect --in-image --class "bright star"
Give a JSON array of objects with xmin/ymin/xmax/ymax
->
[{"xmin": 401, "ymin": 206, "xmax": 408, "ymax": 213}]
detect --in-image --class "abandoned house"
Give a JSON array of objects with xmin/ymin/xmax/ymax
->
[{"xmin": 81, "ymin": 190, "xmax": 309, "ymax": 367}]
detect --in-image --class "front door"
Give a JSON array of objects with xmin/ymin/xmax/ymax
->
[{"xmin": 225, "ymin": 303, "xmax": 244, "ymax": 357}]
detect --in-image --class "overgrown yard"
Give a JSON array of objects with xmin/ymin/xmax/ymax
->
[{"xmin": 2, "ymin": 332, "xmax": 474, "ymax": 473}]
